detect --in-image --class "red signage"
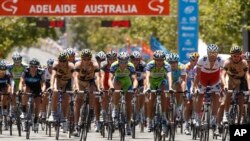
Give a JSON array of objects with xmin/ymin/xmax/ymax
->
[
  {"xmin": 0, "ymin": 0, "xmax": 169, "ymax": 16},
  {"xmin": 101, "ymin": 20, "xmax": 131, "ymax": 28}
]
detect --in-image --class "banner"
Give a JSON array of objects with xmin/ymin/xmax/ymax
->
[
  {"xmin": 0, "ymin": 0, "xmax": 169, "ymax": 16},
  {"xmin": 178, "ymin": 0, "xmax": 199, "ymax": 64}
]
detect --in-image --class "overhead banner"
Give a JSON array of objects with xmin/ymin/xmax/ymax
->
[
  {"xmin": 0, "ymin": 0, "xmax": 169, "ymax": 16},
  {"xmin": 178, "ymin": 0, "xmax": 198, "ymax": 64}
]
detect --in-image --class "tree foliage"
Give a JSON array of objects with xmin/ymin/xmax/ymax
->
[{"xmin": 0, "ymin": 17, "xmax": 57, "ymax": 58}]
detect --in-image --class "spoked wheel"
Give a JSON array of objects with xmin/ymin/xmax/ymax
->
[
  {"xmin": 26, "ymin": 122, "xmax": 30, "ymax": 139},
  {"xmin": 80, "ymin": 124, "xmax": 88, "ymax": 141},
  {"xmin": 55, "ymin": 122, "xmax": 60, "ymax": 140},
  {"xmin": 169, "ymin": 123, "xmax": 175, "ymax": 141},
  {"xmin": 222, "ymin": 124, "xmax": 229, "ymax": 141},
  {"xmin": 107, "ymin": 123, "xmax": 113, "ymax": 140}
]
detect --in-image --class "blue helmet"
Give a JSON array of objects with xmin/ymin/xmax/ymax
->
[
  {"xmin": 153, "ymin": 50, "xmax": 165, "ymax": 59},
  {"xmin": 167, "ymin": 53, "xmax": 179, "ymax": 62},
  {"xmin": 47, "ymin": 58, "xmax": 54, "ymax": 67},
  {"xmin": 130, "ymin": 51, "xmax": 142, "ymax": 59}
]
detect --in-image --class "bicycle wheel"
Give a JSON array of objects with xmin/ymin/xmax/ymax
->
[
  {"xmin": 26, "ymin": 121, "xmax": 30, "ymax": 139},
  {"xmin": 55, "ymin": 122, "xmax": 60, "ymax": 140},
  {"xmin": 119, "ymin": 104, "xmax": 126, "ymax": 141},
  {"xmin": 16, "ymin": 116, "xmax": 22, "ymax": 136},
  {"xmin": 222, "ymin": 124, "xmax": 229, "ymax": 141},
  {"xmin": 80, "ymin": 104, "xmax": 89, "ymax": 141},
  {"xmin": 139, "ymin": 107, "xmax": 145, "ymax": 132},
  {"xmin": 0, "ymin": 121, "xmax": 2, "ymax": 134},
  {"xmin": 9, "ymin": 117, "xmax": 12, "ymax": 136},
  {"xmin": 107, "ymin": 103, "xmax": 113, "ymax": 140},
  {"xmin": 131, "ymin": 102, "xmax": 136, "ymax": 138}
]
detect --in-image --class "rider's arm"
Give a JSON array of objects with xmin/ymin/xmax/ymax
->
[
  {"xmin": 167, "ymin": 71, "xmax": 172, "ymax": 90},
  {"xmin": 19, "ymin": 72, "xmax": 25, "ymax": 92},
  {"xmin": 74, "ymin": 62, "xmax": 80, "ymax": 91},
  {"xmin": 144, "ymin": 71, "xmax": 150, "ymax": 90},
  {"xmin": 193, "ymin": 67, "xmax": 201, "ymax": 89},
  {"xmin": 94, "ymin": 62, "xmax": 101, "ymax": 91},
  {"xmin": 108, "ymin": 72, "xmax": 114, "ymax": 89},
  {"xmin": 100, "ymin": 70, "xmax": 105, "ymax": 90},
  {"xmin": 40, "ymin": 73, "xmax": 46, "ymax": 92},
  {"xmin": 242, "ymin": 60, "xmax": 250, "ymax": 90},
  {"xmin": 50, "ymin": 62, "xmax": 58, "ymax": 90},
  {"xmin": 221, "ymin": 60, "xmax": 230, "ymax": 90}
]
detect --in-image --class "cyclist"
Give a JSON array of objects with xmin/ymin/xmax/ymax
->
[
  {"xmin": 166, "ymin": 53, "xmax": 188, "ymax": 134},
  {"xmin": 40, "ymin": 58, "xmax": 54, "ymax": 119},
  {"xmin": 193, "ymin": 44, "xmax": 224, "ymax": 135},
  {"xmin": 130, "ymin": 50, "xmax": 146, "ymax": 124},
  {"xmin": 144, "ymin": 50, "xmax": 172, "ymax": 133},
  {"xmin": 184, "ymin": 52, "xmax": 199, "ymax": 135},
  {"xmin": 8, "ymin": 52, "xmax": 27, "ymax": 116},
  {"xmin": 66, "ymin": 47, "xmax": 78, "ymax": 64},
  {"xmin": 74, "ymin": 49, "xmax": 101, "ymax": 133},
  {"xmin": 0, "ymin": 61, "xmax": 12, "ymax": 130},
  {"xmin": 48, "ymin": 52, "xmax": 75, "ymax": 132},
  {"xmin": 95, "ymin": 51, "xmax": 107, "ymax": 66},
  {"xmin": 99, "ymin": 50, "xmax": 117, "ymax": 125},
  {"xmin": 221, "ymin": 46, "xmax": 250, "ymax": 124},
  {"xmin": 244, "ymin": 52, "xmax": 250, "ymax": 121},
  {"xmin": 19, "ymin": 58, "xmax": 46, "ymax": 131},
  {"xmin": 108, "ymin": 51, "xmax": 138, "ymax": 135}
]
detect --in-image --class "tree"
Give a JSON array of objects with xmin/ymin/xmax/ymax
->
[{"xmin": 0, "ymin": 17, "xmax": 57, "ymax": 58}]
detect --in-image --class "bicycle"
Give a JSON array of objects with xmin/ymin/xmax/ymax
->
[
  {"xmin": 67, "ymin": 90, "xmax": 75, "ymax": 138},
  {"xmin": 52, "ymin": 89, "xmax": 73, "ymax": 140},
  {"xmin": 94, "ymin": 91, "xmax": 106, "ymax": 138},
  {"xmin": 221, "ymin": 89, "xmax": 248, "ymax": 141},
  {"xmin": 106, "ymin": 90, "xmax": 114, "ymax": 140},
  {"xmin": 78, "ymin": 90, "xmax": 91, "ymax": 141},
  {"xmin": 15, "ymin": 93, "xmax": 22, "ymax": 137},
  {"xmin": 199, "ymin": 86, "xmax": 214, "ymax": 141},
  {"xmin": 112, "ymin": 89, "xmax": 134, "ymax": 141},
  {"xmin": 145, "ymin": 89, "xmax": 169, "ymax": 141},
  {"xmin": 45, "ymin": 89, "xmax": 53, "ymax": 137},
  {"xmin": 166, "ymin": 90, "xmax": 176, "ymax": 141},
  {"xmin": 0, "ymin": 92, "xmax": 11, "ymax": 135},
  {"xmin": 20, "ymin": 92, "xmax": 37, "ymax": 139}
]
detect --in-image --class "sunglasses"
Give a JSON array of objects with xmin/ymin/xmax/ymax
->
[
  {"xmin": 30, "ymin": 65, "xmax": 38, "ymax": 68},
  {"xmin": 208, "ymin": 52, "xmax": 218, "ymax": 56},
  {"xmin": 154, "ymin": 59, "xmax": 164, "ymax": 62},
  {"xmin": 59, "ymin": 60, "xmax": 67, "ymax": 63},
  {"xmin": 232, "ymin": 55, "xmax": 241, "ymax": 58},
  {"xmin": 169, "ymin": 61, "xmax": 178, "ymax": 64},
  {"xmin": 191, "ymin": 59, "xmax": 198, "ymax": 62},
  {"xmin": 131, "ymin": 59, "xmax": 141, "ymax": 61},
  {"xmin": 119, "ymin": 60, "xmax": 128, "ymax": 64},
  {"xmin": 82, "ymin": 58, "xmax": 91, "ymax": 61}
]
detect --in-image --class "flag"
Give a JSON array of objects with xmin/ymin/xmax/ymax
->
[
  {"xmin": 150, "ymin": 36, "xmax": 171, "ymax": 55},
  {"xmin": 142, "ymin": 41, "xmax": 153, "ymax": 57}
]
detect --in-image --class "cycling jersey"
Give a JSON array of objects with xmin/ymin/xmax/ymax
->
[
  {"xmin": 185, "ymin": 62, "xmax": 197, "ymax": 93},
  {"xmin": 223, "ymin": 57, "xmax": 248, "ymax": 90},
  {"xmin": 110, "ymin": 61, "xmax": 136, "ymax": 91},
  {"xmin": 171, "ymin": 62, "xmax": 186, "ymax": 85},
  {"xmin": 196, "ymin": 56, "xmax": 224, "ymax": 93},
  {"xmin": 22, "ymin": 68, "xmax": 45, "ymax": 95},
  {"xmin": 0, "ymin": 72, "xmax": 11, "ymax": 90},
  {"xmin": 100, "ymin": 61, "xmax": 111, "ymax": 90},
  {"xmin": 133, "ymin": 61, "xmax": 146, "ymax": 87},
  {"xmin": 52, "ymin": 61, "xmax": 75, "ymax": 90},
  {"xmin": 44, "ymin": 67, "xmax": 51, "ymax": 88},
  {"xmin": 8, "ymin": 63, "xmax": 27, "ymax": 88},
  {"xmin": 145, "ymin": 60, "xmax": 171, "ymax": 90}
]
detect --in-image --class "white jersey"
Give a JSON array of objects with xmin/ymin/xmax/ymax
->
[
  {"xmin": 44, "ymin": 68, "xmax": 51, "ymax": 81},
  {"xmin": 196, "ymin": 55, "xmax": 224, "ymax": 73}
]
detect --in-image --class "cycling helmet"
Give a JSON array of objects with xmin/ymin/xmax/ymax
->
[
  {"xmin": 130, "ymin": 51, "xmax": 142, "ymax": 59},
  {"xmin": 58, "ymin": 51, "xmax": 68, "ymax": 61},
  {"xmin": 230, "ymin": 46, "xmax": 242, "ymax": 54},
  {"xmin": 81, "ymin": 49, "xmax": 92, "ymax": 58},
  {"xmin": 47, "ymin": 58, "xmax": 54, "ymax": 67},
  {"xmin": 207, "ymin": 44, "xmax": 219, "ymax": 53},
  {"xmin": 29, "ymin": 58, "xmax": 40, "ymax": 66},
  {"xmin": 66, "ymin": 48, "xmax": 75, "ymax": 56},
  {"xmin": 95, "ymin": 51, "xmax": 106, "ymax": 61},
  {"xmin": 0, "ymin": 61, "xmax": 7, "ymax": 70},
  {"xmin": 118, "ymin": 52, "xmax": 129, "ymax": 61},
  {"xmin": 12, "ymin": 52, "xmax": 22, "ymax": 61},
  {"xmin": 167, "ymin": 53, "xmax": 179, "ymax": 62},
  {"xmin": 153, "ymin": 50, "xmax": 165, "ymax": 59},
  {"xmin": 245, "ymin": 52, "xmax": 250, "ymax": 60},
  {"xmin": 106, "ymin": 50, "xmax": 117, "ymax": 59},
  {"xmin": 189, "ymin": 52, "xmax": 200, "ymax": 60}
]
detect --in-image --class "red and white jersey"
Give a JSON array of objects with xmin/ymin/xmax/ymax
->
[{"xmin": 197, "ymin": 55, "xmax": 224, "ymax": 73}]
